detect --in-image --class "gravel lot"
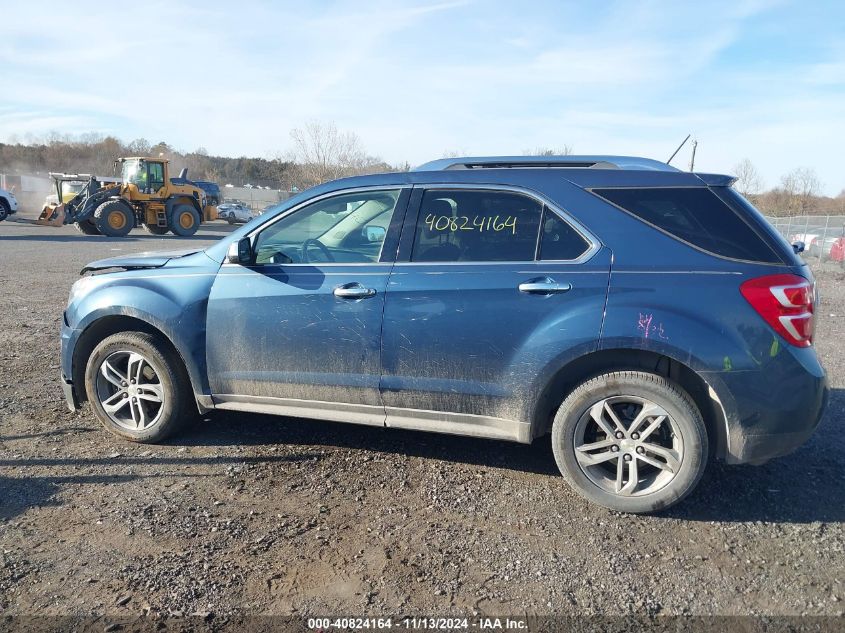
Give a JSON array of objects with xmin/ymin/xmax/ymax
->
[{"xmin": 1, "ymin": 216, "xmax": 843, "ymax": 620}]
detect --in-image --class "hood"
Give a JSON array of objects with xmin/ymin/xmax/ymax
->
[{"xmin": 80, "ymin": 249, "xmax": 201, "ymax": 274}]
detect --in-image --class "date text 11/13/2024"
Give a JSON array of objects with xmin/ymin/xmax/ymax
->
[{"xmin": 307, "ymin": 616, "xmax": 529, "ymax": 629}]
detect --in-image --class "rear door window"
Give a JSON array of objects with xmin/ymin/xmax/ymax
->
[
  {"xmin": 592, "ymin": 187, "xmax": 781, "ymax": 263},
  {"xmin": 539, "ymin": 208, "xmax": 591, "ymax": 261},
  {"xmin": 410, "ymin": 189, "xmax": 542, "ymax": 262}
]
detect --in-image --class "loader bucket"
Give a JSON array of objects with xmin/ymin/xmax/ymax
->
[{"xmin": 35, "ymin": 203, "xmax": 66, "ymax": 226}]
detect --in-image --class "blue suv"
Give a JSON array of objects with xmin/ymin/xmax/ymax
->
[{"xmin": 60, "ymin": 156, "xmax": 828, "ymax": 513}]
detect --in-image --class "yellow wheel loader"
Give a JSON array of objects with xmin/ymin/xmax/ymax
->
[
  {"xmin": 36, "ymin": 157, "xmax": 218, "ymax": 237},
  {"xmin": 37, "ymin": 174, "xmax": 121, "ymax": 226}
]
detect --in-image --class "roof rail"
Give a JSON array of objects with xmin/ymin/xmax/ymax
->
[{"xmin": 413, "ymin": 155, "xmax": 679, "ymax": 172}]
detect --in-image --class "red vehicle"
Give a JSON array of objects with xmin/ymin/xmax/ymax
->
[{"xmin": 830, "ymin": 237, "xmax": 845, "ymax": 264}]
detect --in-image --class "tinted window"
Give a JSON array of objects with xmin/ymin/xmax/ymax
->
[
  {"xmin": 717, "ymin": 187, "xmax": 799, "ymax": 266},
  {"xmin": 593, "ymin": 187, "xmax": 780, "ymax": 263},
  {"xmin": 254, "ymin": 189, "xmax": 401, "ymax": 264},
  {"xmin": 411, "ymin": 190, "xmax": 542, "ymax": 262},
  {"xmin": 540, "ymin": 208, "xmax": 590, "ymax": 260}
]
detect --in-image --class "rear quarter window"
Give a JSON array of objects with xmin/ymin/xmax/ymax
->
[{"xmin": 592, "ymin": 187, "xmax": 782, "ymax": 263}]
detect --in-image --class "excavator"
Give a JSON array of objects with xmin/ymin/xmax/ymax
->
[{"xmin": 36, "ymin": 157, "xmax": 218, "ymax": 237}]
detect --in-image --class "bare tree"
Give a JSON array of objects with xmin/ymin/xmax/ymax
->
[
  {"xmin": 287, "ymin": 121, "xmax": 382, "ymax": 189},
  {"xmin": 781, "ymin": 167, "xmax": 822, "ymax": 214},
  {"xmin": 127, "ymin": 138, "xmax": 151, "ymax": 155},
  {"xmin": 522, "ymin": 146, "xmax": 573, "ymax": 156},
  {"xmin": 149, "ymin": 141, "xmax": 173, "ymax": 158},
  {"xmin": 732, "ymin": 158, "xmax": 763, "ymax": 198},
  {"xmin": 779, "ymin": 171, "xmax": 799, "ymax": 213}
]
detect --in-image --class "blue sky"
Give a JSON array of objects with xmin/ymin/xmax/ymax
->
[{"xmin": 2, "ymin": 0, "xmax": 843, "ymax": 194}]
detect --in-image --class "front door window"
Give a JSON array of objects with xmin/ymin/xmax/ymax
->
[{"xmin": 254, "ymin": 190, "xmax": 401, "ymax": 265}]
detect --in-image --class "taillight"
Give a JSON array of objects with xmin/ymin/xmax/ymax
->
[{"xmin": 740, "ymin": 274, "xmax": 814, "ymax": 347}]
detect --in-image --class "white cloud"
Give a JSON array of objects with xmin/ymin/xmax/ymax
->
[{"xmin": 0, "ymin": 0, "xmax": 842, "ymax": 194}]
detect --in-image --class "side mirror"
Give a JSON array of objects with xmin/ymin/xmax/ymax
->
[
  {"xmin": 363, "ymin": 225, "xmax": 386, "ymax": 243},
  {"xmin": 226, "ymin": 237, "xmax": 253, "ymax": 264},
  {"xmin": 792, "ymin": 241, "xmax": 805, "ymax": 255}
]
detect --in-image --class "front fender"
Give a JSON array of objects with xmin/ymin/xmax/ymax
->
[{"xmin": 66, "ymin": 270, "xmax": 216, "ymax": 396}]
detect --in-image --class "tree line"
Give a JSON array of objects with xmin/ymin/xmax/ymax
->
[
  {"xmin": 0, "ymin": 134, "xmax": 292, "ymax": 189},
  {"xmin": 732, "ymin": 159, "xmax": 843, "ymax": 216},
  {"xmin": 1, "ymin": 129, "xmax": 842, "ymax": 214},
  {"xmin": 0, "ymin": 124, "xmax": 398, "ymax": 192}
]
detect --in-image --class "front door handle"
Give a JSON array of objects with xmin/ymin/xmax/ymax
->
[
  {"xmin": 334, "ymin": 283, "xmax": 377, "ymax": 299},
  {"xmin": 518, "ymin": 277, "xmax": 572, "ymax": 294}
]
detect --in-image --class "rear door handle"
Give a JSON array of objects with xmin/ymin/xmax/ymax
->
[
  {"xmin": 518, "ymin": 277, "xmax": 572, "ymax": 294},
  {"xmin": 334, "ymin": 283, "xmax": 376, "ymax": 299}
]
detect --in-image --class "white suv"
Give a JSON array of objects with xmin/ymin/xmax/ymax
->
[
  {"xmin": 218, "ymin": 202, "xmax": 254, "ymax": 224},
  {"xmin": 0, "ymin": 187, "xmax": 18, "ymax": 221}
]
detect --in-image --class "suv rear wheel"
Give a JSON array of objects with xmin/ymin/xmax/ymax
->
[
  {"xmin": 551, "ymin": 371, "xmax": 708, "ymax": 513},
  {"xmin": 84, "ymin": 332, "xmax": 193, "ymax": 443}
]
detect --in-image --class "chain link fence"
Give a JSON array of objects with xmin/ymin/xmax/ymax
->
[
  {"xmin": 221, "ymin": 186, "xmax": 291, "ymax": 212},
  {"xmin": 764, "ymin": 214, "xmax": 845, "ymax": 269}
]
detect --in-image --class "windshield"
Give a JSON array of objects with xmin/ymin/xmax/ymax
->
[
  {"xmin": 61, "ymin": 182, "xmax": 85, "ymax": 196},
  {"xmin": 121, "ymin": 159, "xmax": 146, "ymax": 186}
]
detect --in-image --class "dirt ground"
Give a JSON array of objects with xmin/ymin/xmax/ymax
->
[{"xmin": 1, "ymin": 216, "xmax": 843, "ymax": 620}]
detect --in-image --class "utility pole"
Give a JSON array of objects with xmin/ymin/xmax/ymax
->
[{"xmin": 688, "ymin": 139, "xmax": 698, "ymax": 172}]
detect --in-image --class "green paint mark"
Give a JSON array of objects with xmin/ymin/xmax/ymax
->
[
  {"xmin": 723, "ymin": 356, "xmax": 732, "ymax": 371},
  {"xmin": 770, "ymin": 339, "xmax": 780, "ymax": 357}
]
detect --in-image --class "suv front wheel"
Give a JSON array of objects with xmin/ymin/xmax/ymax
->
[
  {"xmin": 552, "ymin": 371, "xmax": 708, "ymax": 513},
  {"xmin": 84, "ymin": 332, "xmax": 193, "ymax": 443}
]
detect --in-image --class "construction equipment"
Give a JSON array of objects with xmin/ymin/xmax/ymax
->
[
  {"xmin": 37, "ymin": 174, "xmax": 120, "ymax": 225},
  {"xmin": 36, "ymin": 157, "xmax": 218, "ymax": 237}
]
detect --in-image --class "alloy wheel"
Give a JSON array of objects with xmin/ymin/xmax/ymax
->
[
  {"xmin": 95, "ymin": 350, "xmax": 165, "ymax": 430},
  {"xmin": 573, "ymin": 396, "xmax": 684, "ymax": 497}
]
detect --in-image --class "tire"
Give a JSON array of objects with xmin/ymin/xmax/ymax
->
[
  {"xmin": 75, "ymin": 219, "xmax": 101, "ymax": 235},
  {"xmin": 551, "ymin": 371, "xmax": 708, "ymax": 514},
  {"xmin": 84, "ymin": 332, "xmax": 194, "ymax": 443},
  {"xmin": 169, "ymin": 204, "xmax": 201, "ymax": 236},
  {"xmin": 227, "ymin": 216, "xmax": 235, "ymax": 225},
  {"xmin": 94, "ymin": 200, "xmax": 134, "ymax": 237},
  {"xmin": 143, "ymin": 223, "xmax": 170, "ymax": 235},
  {"xmin": 0, "ymin": 199, "xmax": 8, "ymax": 221}
]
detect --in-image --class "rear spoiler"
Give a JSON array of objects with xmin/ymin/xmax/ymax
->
[{"xmin": 695, "ymin": 173, "xmax": 737, "ymax": 187}]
